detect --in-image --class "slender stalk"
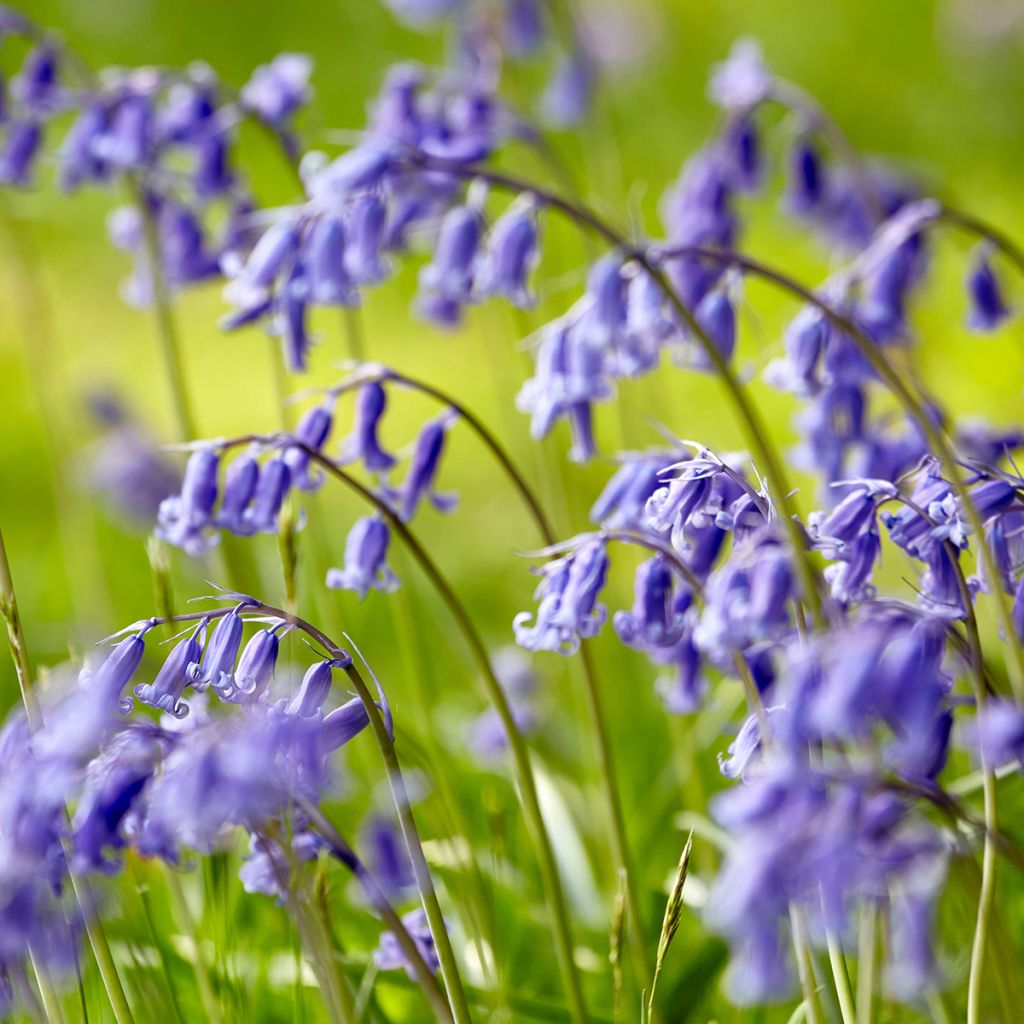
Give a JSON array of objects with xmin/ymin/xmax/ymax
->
[
  {"xmin": 165, "ymin": 871, "xmax": 222, "ymax": 1024},
  {"xmin": 824, "ymin": 926, "xmax": 856, "ymax": 1024},
  {"xmin": 400, "ymin": 157, "xmax": 826, "ymax": 628},
  {"xmin": 335, "ymin": 368, "xmax": 651, "ymax": 1006},
  {"xmin": 297, "ymin": 799, "xmax": 456, "ymax": 1023},
  {"xmin": 855, "ymin": 904, "xmax": 877, "ymax": 1024},
  {"xmin": 789, "ymin": 905, "xmax": 823, "ymax": 1024},
  {"xmin": 132, "ymin": 183, "xmax": 197, "ymax": 441}
]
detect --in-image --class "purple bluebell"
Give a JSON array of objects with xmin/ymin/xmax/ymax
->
[
  {"xmin": 786, "ymin": 136, "xmax": 825, "ymax": 214},
  {"xmin": 217, "ymin": 450, "xmax": 261, "ymax": 534},
  {"xmin": 966, "ymin": 247, "xmax": 1011, "ymax": 332},
  {"xmin": 375, "ymin": 908, "xmax": 439, "ymax": 977},
  {"xmin": 767, "ymin": 306, "xmax": 828, "ymax": 396},
  {"xmin": 344, "ymin": 193, "xmax": 391, "ymax": 285},
  {"xmin": 242, "ymin": 456, "xmax": 292, "ymax": 533},
  {"xmin": 887, "ymin": 894, "xmax": 941, "ymax": 1002},
  {"xmin": 515, "ymin": 541, "xmax": 608, "ymax": 654},
  {"xmin": 317, "ymin": 697, "xmax": 372, "ymax": 756},
  {"xmin": 469, "ymin": 647, "xmax": 538, "ymax": 757},
  {"xmin": 232, "ymin": 626, "xmax": 283, "ymax": 701},
  {"xmin": 285, "ymin": 660, "xmax": 335, "ymax": 719},
  {"xmin": 540, "ymin": 49, "xmax": 594, "ymax": 128},
  {"xmin": 240, "ymin": 54, "xmax": 312, "ymax": 126},
  {"xmin": 723, "ymin": 113, "xmax": 761, "ymax": 192},
  {"xmin": 13, "ymin": 45, "xmax": 60, "ymax": 113},
  {"xmin": 417, "ymin": 204, "xmax": 485, "ymax": 327},
  {"xmin": 60, "ymin": 102, "xmax": 111, "ymax": 190},
  {"xmin": 134, "ymin": 621, "xmax": 206, "ymax": 718},
  {"xmin": 396, "ymin": 411, "xmax": 458, "ymax": 521},
  {"xmin": 645, "ymin": 456, "xmax": 723, "ymax": 550},
  {"xmin": 90, "ymin": 630, "xmax": 150, "ymax": 713},
  {"xmin": 691, "ymin": 287, "xmax": 736, "ymax": 370},
  {"xmin": 157, "ymin": 447, "xmax": 220, "ymax": 554},
  {"xmin": 474, "ymin": 198, "xmax": 540, "ymax": 308},
  {"xmin": 306, "ymin": 215, "xmax": 359, "ymax": 307},
  {"xmin": 98, "ymin": 93, "xmax": 152, "ymax": 172},
  {"xmin": 285, "ymin": 401, "xmax": 335, "ymax": 491},
  {"xmin": 277, "ymin": 264, "xmax": 312, "ymax": 372},
  {"xmin": 189, "ymin": 607, "xmax": 245, "ymax": 695},
  {"xmin": 968, "ymin": 699, "xmax": 1024, "ymax": 769},
  {"xmin": 362, "ymin": 816, "xmax": 415, "ymax": 899},
  {"xmin": 613, "ymin": 557, "xmax": 687, "ymax": 650},
  {"xmin": 809, "ymin": 480, "xmax": 897, "ymax": 550},
  {"xmin": 591, "ymin": 453, "xmax": 668, "ymax": 530},
  {"xmin": 339, "ymin": 381, "xmax": 397, "ymax": 472},
  {"xmin": 0, "ymin": 119, "xmax": 42, "ymax": 185},
  {"xmin": 707, "ymin": 39, "xmax": 772, "ymax": 110},
  {"xmin": 326, "ymin": 516, "xmax": 399, "ymax": 599},
  {"xmin": 239, "ymin": 827, "xmax": 325, "ymax": 899},
  {"xmin": 504, "ymin": 0, "xmax": 544, "ymax": 56},
  {"xmin": 823, "ymin": 529, "xmax": 881, "ymax": 603},
  {"xmin": 71, "ymin": 728, "xmax": 162, "ymax": 873}
]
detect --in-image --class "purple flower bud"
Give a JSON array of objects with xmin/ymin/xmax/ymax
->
[
  {"xmin": 969, "ymin": 477, "xmax": 1017, "ymax": 522},
  {"xmin": 417, "ymin": 205, "xmax": 484, "ymax": 326},
  {"xmin": 233, "ymin": 626, "xmax": 282, "ymax": 700},
  {"xmin": 475, "ymin": 200, "xmax": 540, "ymax": 308},
  {"xmin": 772, "ymin": 306, "xmax": 827, "ymax": 394},
  {"xmin": 824, "ymin": 530, "xmax": 881, "ymax": 603},
  {"xmin": 591, "ymin": 454, "xmax": 666, "ymax": 530},
  {"xmin": 91, "ymin": 631, "xmax": 149, "ymax": 712},
  {"xmin": 969, "ymin": 699, "xmax": 1024, "ymax": 768},
  {"xmin": 0, "ymin": 119, "xmax": 42, "ymax": 185},
  {"xmin": 287, "ymin": 661, "xmax": 335, "ymax": 718},
  {"xmin": 812, "ymin": 481, "xmax": 896, "ymax": 548},
  {"xmin": 786, "ymin": 136, "xmax": 825, "ymax": 214},
  {"xmin": 99, "ymin": 94, "xmax": 152, "ymax": 172},
  {"xmin": 134, "ymin": 622, "xmax": 206, "ymax": 718},
  {"xmin": 60, "ymin": 103, "xmax": 110, "ymax": 190},
  {"xmin": 339, "ymin": 381, "xmax": 396, "ymax": 472},
  {"xmin": 318, "ymin": 697, "xmax": 371, "ymax": 755},
  {"xmin": 240, "ymin": 220, "xmax": 302, "ymax": 292},
  {"xmin": 285, "ymin": 402, "xmax": 334, "ymax": 490},
  {"xmin": 540, "ymin": 49, "xmax": 594, "ymax": 128},
  {"xmin": 241, "ymin": 53, "xmax": 312, "ymax": 125},
  {"xmin": 217, "ymin": 451, "xmax": 261, "ymax": 533},
  {"xmin": 157, "ymin": 448, "xmax": 221, "ymax": 555},
  {"xmin": 344, "ymin": 193, "xmax": 391, "ymax": 285},
  {"xmin": 13, "ymin": 45, "xmax": 59, "ymax": 112},
  {"xmin": 723, "ymin": 113, "xmax": 761, "ymax": 192},
  {"xmin": 243, "ymin": 456, "xmax": 292, "ymax": 533},
  {"xmin": 707, "ymin": 39, "xmax": 772, "ymax": 110},
  {"xmin": 277, "ymin": 265, "xmax": 312, "ymax": 372},
  {"xmin": 308, "ymin": 141, "xmax": 399, "ymax": 200},
  {"xmin": 693, "ymin": 288, "xmax": 736, "ymax": 369},
  {"xmin": 613, "ymin": 556, "xmax": 686, "ymax": 649},
  {"xmin": 397, "ymin": 411, "xmax": 458, "ymax": 521},
  {"xmin": 966, "ymin": 247, "xmax": 1011, "ymax": 332},
  {"xmin": 190, "ymin": 607, "xmax": 245, "ymax": 693},
  {"xmin": 858, "ymin": 239, "xmax": 918, "ymax": 342},
  {"xmin": 363, "ymin": 816, "xmax": 415, "ymax": 899},
  {"xmin": 326, "ymin": 516, "xmax": 399, "ymax": 599},
  {"xmin": 585, "ymin": 254, "xmax": 628, "ymax": 344},
  {"xmin": 375, "ymin": 908, "xmax": 439, "ymax": 978},
  {"xmin": 307, "ymin": 215, "xmax": 359, "ymax": 307}
]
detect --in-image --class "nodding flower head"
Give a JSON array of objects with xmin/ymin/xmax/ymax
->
[
  {"xmin": 613, "ymin": 556, "xmax": 688, "ymax": 650},
  {"xmin": 306, "ymin": 215, "xmax": 359, "ymax": 308},
  {"xmin": 240, "ymin": 53, "xmax": 312, "ymax": 127},
  {"xmin": 692, "ymin": 285, "xmax": 736, "ymax": 370},
  {"xmin": 285, "ymin": 400, "xmax": 335, "ymax": 491},
  {"xmin": 474, "ymin": 197, "xmax": 540, "ymax": 308},
  {"xmin": 317, "ymin": 697, "xmax": 371, "ymax": 756},
  {"xmin": 157, "ymin": 447, "xmax": 221, "ymax": 555},
  {"xmin": 326, "ymin": 516, "xmax": 399, "ymax": 599},
  {"xmin": 809, "ymin": 480, "xmax": 897, "ymax": 551},
  {"xmin": 375, "ymin": 907, "xmax": 440, "ymax": 978},
  {"xmin": 396, "ymin": 410, "xmax": 458, "ymax": 521},
  {"xmin": 285, "ymin": 660, "xmax": 337, "ymax": 719},
  {"xmin": 965, "ymin": 246, "xmax": 1012, "ymax": 333},
  {"xmin": 134, "ymin": 620, "xmax": 207, "ymax": 719},
  {"xmin": 514, "ymin": 540, "xmax": 608, "ymax": 655},
  {"xmin": 89, "ymin": 628, "xmax": 152, "ymax": 713},
  {"xmin": 707, "ymin": 38, "xmax": 772, "ymax": 110},
  {"xmin": 591, "ymin": 453, "xmax": 670, "ymax": 531},
  {"xmin": 540, "ymin": 48, "xmax": 594, "ymax": 129},
  {"xmin": 230, "ymin": 625, "xmax": 285, "ymax": 702},
  {"xmin": 189, "ymin": 606, "xmax": 246, "ymax": 694},
  {"xmin": 339, "ymin": 381, "xmax": 397, "ymax": 473},
  {"xmin": 786, "ymin": 135, "xmax": 825, "ymax": 214},
  {"xmin": 344, "ymin": 192, "xmax": 391, "ymax": 285},
  {"xmin": 243, "ymin": 456, "xmax": 293, "ymax": 534},
  {"xmin": 645, "ymin": 455, "xmax": 727, "ymax": 549},
  {"xmin": 417, "ymin": 203, "xmax": 485, "ymax": 326},
  {"xmin": 217, "ymin": 450, "xmax": 261, "ymax": 534}
]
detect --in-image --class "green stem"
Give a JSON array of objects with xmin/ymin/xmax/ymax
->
[
  {"xmin": 824, "ymin": 925, "xmax": 856, "ymax": 1024},
  {"xmin": 855, "ymin": 904, "xmax": 876, "ymax": 1024},
  {"xmin": 789, "ymin": 905, "xmax": 823, "ymax": 1024},
  {"xmin": 132, "ymin": 183, "xmax": 197, "ymax": 442},
  {"xmin": 165, "ymin": 871, "xmax": 222, "ymax": 1024}
]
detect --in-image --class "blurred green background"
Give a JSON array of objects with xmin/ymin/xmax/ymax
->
[{"xmin": 2, "ymin": 0, "xmax": 1024, "ymax": 1020}]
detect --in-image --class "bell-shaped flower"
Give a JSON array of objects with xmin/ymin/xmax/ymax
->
[{"xmin": 326, "ymin": 516, "xmax": 399, "ymax": 599}]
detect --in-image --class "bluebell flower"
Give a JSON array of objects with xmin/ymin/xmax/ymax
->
[
  {"xmin": 857, "ymin": 237, "xmax": 920, "ymax": 342},
  {"xmin": 89, "ymin": 630, "xmax": 151, "ymax": 713},
  {"xmin": 189, "ymin": 607, "xmax": 245, "ymax": 695},
  {"xmin": 691, "ymin": 287, "xmax": 737, "ymax": 370},
  {"xmin": 468, "ymin": 647, "xmax": 537, "ymax": 757},
  {"xmin": 707, "ymin": 39, "xmax": 773, "ymax": 110},
  {"xmin": 786, "ymin": 136, "xmax": 825, "ymax": 214},
  {"xmin": 231, "ymin": 626, "xmax": 284, "ymax": 702},
  {"xmin": 240, "ymin": 53, "xmax": 312, "ymax": 127},
  {"xmin": 395, "ymin": 411, "xmax": 458, "ymax": 521},
  {"xmin": 645, "ymin": 455, "xmax": 726, "ymax": 550},
  {"xmin": 217, "ymin": 450, "xmax": 261, "ymax": 534},
  {"xmin": 13, "ymin": 45, "xmax": 60, "ymax": 113},
  {"xmin": 339, "ymin": 381, "xmax": 397, "ymax": 473},
  {"xmin": 540, "ymin": 49, "xmax": 594, "ymax": 128},
  {"xmin": 344, "ymin": 193, "xmax": 392, "ymax": 285},
  {"xmin": 968, "ymin": 699, "xmax": 1024, "ymax": 769},
  {"xmin": 134, "ymin": 621, "xmax": 207, "ymax": 718},
  {"xmin": 239, "ymin": 827, "xmax": 326, "ymax": 899},
  {"xmin": 766, "ymin": 306, "xmax": 828, "ymax": 396},
  {"xmin": 375, "ymin": 908, "xmax": 439, "ymax": 977},
  {"xmin": 306, "ymin": 216, "xmax": 359, "ymax": 307},
  {"xmin": 326, "ymin": 516, "xmax": 399, "ymax": 599},
  {"xmin": 590, "ymin": 453, "xmax": 669, "ymax": 530},
  {"xmin": 317, "ymin": 697, "xmax": 372, "ymax": 756},
  {"xmin": 613, "ymin": 557, "xmax": 687, "ymax": 650},
  {"xmin": 0, "ymin": 119, "xmax": 43, "ymax": 185},
  {"xmin": 157, "ymin": 447, "xmax": 220, "ymax": 554},
  {"xmin": 808, "ymin": 479, "xmax": 897, "ymax": 550},
  {"xmin": 723, "ymin": 112, "xmax": 761, "ymax": 192},
  {"xmin": 99, "ymin": 92, "xmax": 153, "ymax": 172},
  {"xmin": 515, "ymin": 541, "xmax": 608, "ymax": 654},
  {"xmin": 242, "ymin": 456, "xmax": 292, "ymax": 534},
  {"xmin": 277, "ymin": 263, "xmax": 312, "ymax": 372},
  {"xmin": 362, "ymin": 815, "xmax": 415, "ymax": 900},
  {"xmin": 474, "ymin": 197, "xmax": 540, "ymax": 308},
  {"xmin": 285, "ymin": 401, "xmax": 335, "ymax": 490},
  {"xmin": 417, "ymin": 203, "xmax": 485, "ymax": 327},
  {"xmin": 965, "ymin": 246, "xmax": 1011, "ymax": 332},
  {"xmin": 285, "ymin": 661, "xmax": 336, "ymax": 719}
]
